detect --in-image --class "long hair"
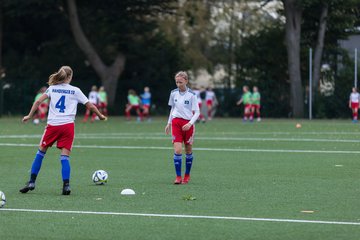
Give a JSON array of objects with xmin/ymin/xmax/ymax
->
[
  {"xmin": 175, "ymin": 71, "xmax": 188, "ymax": 81},
  {"xmin": 48, "ymin": 66, "xmax": 73, "ymax": 86}
]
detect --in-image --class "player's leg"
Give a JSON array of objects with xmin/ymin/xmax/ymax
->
[
  {"xmin": 20, "ymin": 124, "xmax": 59, "ymax": 193},
  {"xmin": 39, "ymin": 104, "xmax": 47, "ymax": 121},
  {"xmin": 354, "ymin": 107, "xmax": 358, "ymax": 122},
  {"xmin": 136, "ymin": 106, "xmax": 143, "ymax": 122},
  {"xmin": 198, "ymin": 103, "xmax": 205, "ymax": 122},
  {"xmin": 102, "ymin": 103, "xmax": 108, "ymax": 116},
  {"xmin": 19, "ymin": 145, "xmax": 49, "ymax": 193},
  {"xmin": 243, "ymin": 106, "xmax": 249, "ymax": 121},
  {"xmin": 125, "ymin": 104, "xmax": 132, "ymax": 120},
  {"xmin": 171, "ymin": 119, "xmax": 183, "ymax": 184},
  {"xmin": 142, "ymin": 105, "xmax": 148, "ymax": 118},
  {"xmin": 183, "ymin": 124, "xmax": 195, "ymax": 184},
  {"xmin": 207, "ymin": 102, "xmax": 213, "ymax": 120},
  {"xmin": 173, "ymin": 142, "xmax": 183, "ymax": 184},
  {"xmin": 146, "ymin": 105, "xmax": 151, "ymax": 121},
  {"xmin": 57, "ymin": 123, "xmax": 74, "ymax": 195},
  {"xmin": 183, "ymin": 144, "xmax": 193, "ymax": 184},
  {"xmin": 249, "ymin": 105, "xmax": 254, "ymax": 121},
  {"xmin": 60, "ymin": 148, "xmax": 71, "ymax": 195},
  {"xmin": 83, "ymin": 108, "xmax": 91, "ymax": 122},
  {"xmin": 91, "ymin": 104, "xmax": 98, "ymax": 122}
]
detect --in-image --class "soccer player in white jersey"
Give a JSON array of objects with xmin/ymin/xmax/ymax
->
[
  {"xmin": 165, "ymin": 71, "xmax": 200, "ymax": 184},
  {"xmin": 192, "ymin": 87, "xmax": 205, "ymax": 122},
  {"xmin": 20, "ymin": 66, "xmax": 107, "ymax": 195},
  {"xmin": 349, "ymin": 87, "xmax": 360, "ymax": 123},
  {"xmin": 83, "ymin": 85, "xmax": 99, "ymax": 122},
  {"xmin": 205, "ymin": 87, "xmax": 216, "ymax": 120}
]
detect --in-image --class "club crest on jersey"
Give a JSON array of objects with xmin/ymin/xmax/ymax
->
[{"xmin": 184, "ymin": 100, "xmax": 189, "ymax": 104}]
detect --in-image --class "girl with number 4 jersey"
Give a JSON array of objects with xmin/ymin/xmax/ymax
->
[{"xmin": 20, "ymin": 66, "xmax": 107, "ymax": 195}]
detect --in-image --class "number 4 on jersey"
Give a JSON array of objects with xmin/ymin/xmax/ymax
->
[{"xmin": 55, "ymin": 95, "xmax": 66, "ymax": 113}]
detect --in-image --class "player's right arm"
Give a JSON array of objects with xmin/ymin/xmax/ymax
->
[
  {"xmin": 165, "ymin": 92, "xmax": 174, "ymax": 135},
  {"xmin": 165, "ymin": 106, "xmax": 174, "ymax": 135},
  {"xmin": 23, "ymin": 94, "xmax": 49, "ymax": 122}
]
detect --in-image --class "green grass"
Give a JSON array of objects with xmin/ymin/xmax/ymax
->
[{"xmin": 1, "ymin": 116, "xmax": 360, "ymax": 239}]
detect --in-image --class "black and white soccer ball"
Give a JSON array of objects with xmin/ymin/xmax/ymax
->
[
  {"xmin": 92, "ymin": 170, "xmax": 108, "ymax": 185},
  {"xmin": 0, "ymin": 191, "xmax": 6, "ymax": 208}
]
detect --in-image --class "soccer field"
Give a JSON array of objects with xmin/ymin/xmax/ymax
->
[{"xmin": 0, "ymin": 117, "xmax": 360, "ymax": 240}]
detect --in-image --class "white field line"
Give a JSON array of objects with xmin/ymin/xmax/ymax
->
[
  {"xmin": 1, "ymin": 134, "xmax": 360, "ymax": 143},
  {"xmin": 77, "ymin": 131, "xmax": 360, "ymax": 136},
  {"xmin": 1, "ymin": 208, "xmax": 359, "ymax": 226},
  {"xmin": 1, "ymin": 143, "xmax": 360, "ymax": 154}
]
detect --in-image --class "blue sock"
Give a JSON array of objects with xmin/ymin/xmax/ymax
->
[
  {"xmin": 185, "ymin": 153, "xmax": 193, "ymax": 175},
  {"xmin": 60, "ymin": 155, "xmax": 71, "ymax": 183},
  {"xmin": 30, "ymin": 149, "xmax": 46, "ymax": 183},
  {"xmin": 173, "ymin": 153, "xmax": 182, "ymax": 177}
]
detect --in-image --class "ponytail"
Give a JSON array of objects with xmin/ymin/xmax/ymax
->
[{"xmin": 48, "ymin": 66, "xmax": 73, "ymax": 85}]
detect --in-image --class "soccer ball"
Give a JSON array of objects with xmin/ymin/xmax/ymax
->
[
  {"xmin": 33, "ymin": 119, "xmax": 40, "ymax": 125},
  {"xmin": 92, "ymin": 170, "xmax": 108, "ymax": 185},
  {"xmin": 0, "ymin": 191, "xmax": 6, "ymax": 208}
]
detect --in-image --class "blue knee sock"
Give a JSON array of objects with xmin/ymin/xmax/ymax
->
[
  {"xmin": 30, "ymin": 149, "xmax": 46, "ymax": 183},
  {"xmin": 185, "ymin": 153, "xmax": 193, "ymax": 175},
  {"xmin": 173, "ymin": 153, "xmax": 182, "ymax": 177},
  {"xmin": 60, "ymin": 155, "xmax": 71, "ymax": 184}
]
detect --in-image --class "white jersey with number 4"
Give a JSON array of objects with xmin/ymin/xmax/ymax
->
[
  {"xmin": 350, "ymin": 92, "xmax": 360, "ymax": 103},
  {"xmin": 168, "ymin": 88, "xmax": 199, "ymax": 120},
  {"xmin": 45, "ymin": 83, "xmax": 89, "ymax": 126}
]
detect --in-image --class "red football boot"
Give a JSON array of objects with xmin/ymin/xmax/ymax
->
[
  {"xmin": 174, "ymin": 176, "xmax": 182, "ymax": 184},
  {"xmin": 182, "ymin": 174, "xmax": 190, "ymax": 184}
]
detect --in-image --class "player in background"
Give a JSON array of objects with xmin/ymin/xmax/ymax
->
[
  {"xmin": 349, "ymin": 87, "xmax": 360, "ymax": 123},
  {"xmin": 205, "ymin": 87, "xmax": 217, "ymax": 120},
  {"xmin": 82, "ymin": 85, "xmax": 99, "ymax": 122},
  {"xmin": 140, "ymin": 86, "xmax": 151, "ymax": 121},
  {"xmin": 33, "ymin": 86, "xmax": 49, "ymax": 124},
  {"xmin": 19, "ymin": 66, "xmax": 107, "ymax": 195},
  {"xmin": 98, "ymin": 86, "xmax": 108, "ymax": 116},
  {"xmin": 193, "ymin": 87, "xmax": 205, "ymax": 123},
  {"xmin": 165, "ymin": 71, "xmax": 200, "ymax": 184},
  {"xmin": 125, "ymin": 89, "xmax": 143, "ymax": 121},
  {"xmin": 236, "ymin": 85, "xmax": 253, "ymax": 122},
  {"xmin": 251, "ymin": 86, "xmax": 261, "ymax": 122}
]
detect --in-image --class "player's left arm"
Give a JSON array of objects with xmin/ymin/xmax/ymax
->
[
  {"xmin": 182, "ymin": 96, "xmax": 200, "ymax": 131},
  {"xmin": 23, "ymin": 94, "xmax": 49, "ymax": 122},
  {"xmin": 86, "ymin": 102, "xmax": 107, "ymax": 120}
]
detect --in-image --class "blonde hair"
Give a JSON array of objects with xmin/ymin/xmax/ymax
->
[
  {"xmin": 48, "ymin": 66, "xmax": 73, "ymax": 86},
  {"xmin": 175, "ymin": 71, "xmax": 188, "ymax": 81}
]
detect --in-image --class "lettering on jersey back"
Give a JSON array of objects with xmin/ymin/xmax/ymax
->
[{"xmin": 52, "ymin": 89, "xmax": 75, "ymax": 95}]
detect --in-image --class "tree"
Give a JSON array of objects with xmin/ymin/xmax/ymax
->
[
  {"xmin": 66, "ymin": 0, "xmax": 125, "ymax": 109},
  {"xmin": 65, "ymin": 0, "xmax": 175, "ymax": 108},
  {"xmin": 302, "ymin": 0, "xmax": 360, "ymax": 95},
  {"xmin": 311, "ymin": 2, "xmax": 328, "ymax": 95},
  {"xmin": 282, "ymin": 0, "xmax": 304, "ymax": 117}
]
